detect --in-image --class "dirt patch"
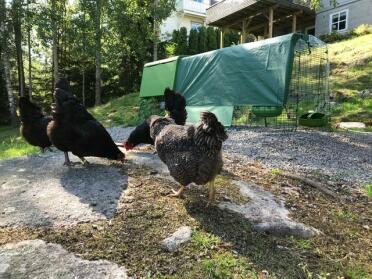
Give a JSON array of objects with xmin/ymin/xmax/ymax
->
[{"xmin": 0, "ymin": 152, "xmax": 371, "ymax": 278}]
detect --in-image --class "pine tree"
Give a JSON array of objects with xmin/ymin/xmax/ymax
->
[
  {"xmin": 198, "ymin": 26, "xmax": 207, "ymax": 53},
  {"xmin": 206, "ymin": 26, "xmax": 217, "ymax": 51},
  {"xmin": 188, "ymin": 28, "xmax": 198, "ymax": 54},
  {"xmin": 176, "ymin": 27, "xmax": 188, "ymax": 55}
]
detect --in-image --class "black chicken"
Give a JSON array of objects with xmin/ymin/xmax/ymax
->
[
  {"xmin": 149, "ymin": 111, "xmax": 228, "ymax": 203},
  {"xmin": 18, "ymin": 97, "xmax": 52, "ymax": 152},
  {"xmin": 47, "ymin": 87, "xmax": 125, "ymax": 166},
  {"xmin": 123, "ymin": 88, "xmax": 187, "ymax": 150}
]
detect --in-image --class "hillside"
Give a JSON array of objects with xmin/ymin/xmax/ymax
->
[{"xmin": 328, "ymin": 33, "xmax": 372, "ymax": 128}]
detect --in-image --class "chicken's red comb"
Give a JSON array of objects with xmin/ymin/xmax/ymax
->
[{"xmin": 124, "ymin": 141, "xmax": 133, "ymax": 150}]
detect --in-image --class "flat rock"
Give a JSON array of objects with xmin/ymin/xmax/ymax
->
[
  {"xmin": 0, "ymin": 152, "xmax": 127, "ymax": 228},
  {"xmin": 161, "ymin": 226, "xmax": 192, "ymax": 252},
  {"xmin": 0, "ymin": 239, "xmax": 128, "ymax": 278},
  {"xmin": 218, "ymin": 180, "xmax": 320, "ymax": 238},
  {"xmin": 337, "ymin": 122, "xmax": 366, "ymax": 129},
  {"xmin": 125, "ymin": 151, "xmax": 169, "ymax": 175}
]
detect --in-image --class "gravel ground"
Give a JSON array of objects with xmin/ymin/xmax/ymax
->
[{"xmin": 109, "ymin": 126, "xmax": 372, "ymax": 186}]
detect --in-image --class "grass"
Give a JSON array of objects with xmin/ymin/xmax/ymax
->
[
  {"xmin": 363, "ymin": 184, "xmax": 372, "ymax": 198},
  {"xmin": 0, "ymin": 126, "xmax": 39, "ymax": 160},
  {"xmin": 328, "ymin": 34, "xmax": 372, "ymax": 129},
  {"xmin": 89, "ymin": 92, "xmax": 141, "ymax": 127}
]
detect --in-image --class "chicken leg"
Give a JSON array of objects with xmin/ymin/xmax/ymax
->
[
  {"xmin": 63, "ymin": 152, "xmax": 74, "ymax": 166},
  {"xmin": 169, "ymin": 186, "xmax": 186, "ymax": 198}
]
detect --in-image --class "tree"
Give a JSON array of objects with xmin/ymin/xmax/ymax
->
[
  {"xmin": 198, "ymin": 26, "xmax": 207, "ymax": 53},
  {"xmin": 188, "ymin": 28, "xmax": 198, "ymax": 54},
  {"xmin": 0, "ymin": 0, "xmax": 17, "ymax": 126},
  {"xmin": 94, "ymin": 0, "xmax": 102, "ymax": 105},
  {"xmin": 11, "ymin": 0, "xmax": 26, "ymax": 97},
  {"xmin": 176, "ymin": 27, "xmax": 187, "ymax": 55},
  {"xmin": 51, "ymin": 0, "xmax": 59, "ymax": 85},
  {"xmin": 26, "ymin": 0, "xmax": 33, "ymax": 99},
  {"xmin": 206, "ymin": 26, "xmax": 217, "ymax": 51}
]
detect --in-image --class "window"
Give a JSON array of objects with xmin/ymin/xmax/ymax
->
[
  {"xmin": 191, "ymin": 21, "xmax": 203, "ymax": 30},
  {"xmin": 330, "ymin": 10, "xmax": 348, "ymax": 32}
]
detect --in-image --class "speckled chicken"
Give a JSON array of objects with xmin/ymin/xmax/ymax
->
[{"xmin": 149, "ymin": 111, "xmax": 228, "ymax": 202}]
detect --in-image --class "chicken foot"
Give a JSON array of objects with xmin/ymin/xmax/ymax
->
[
  {"xmin": 169, "ymin": 186, "xmax": 186, "ymax": 198},
  {"xmin": 78, "ymin": 157, "xmax": 90, "ymax": 166}
]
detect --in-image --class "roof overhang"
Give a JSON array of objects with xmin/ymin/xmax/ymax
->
[{"xmin": 206, "ymin": 0, "xmax": 315, "ymax": 31}]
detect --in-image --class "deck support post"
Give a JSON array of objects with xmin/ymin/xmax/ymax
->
[
  {"xmin": 220, "ymin": 29, "xmax": 224, "ymax": 48},
  {"xmin": 292, "ymin": 14, "xmax": 297, "ymax": 33},
  {"xmin": 268, "ymin": 7, "xmax": 274, "ymax": 38}
]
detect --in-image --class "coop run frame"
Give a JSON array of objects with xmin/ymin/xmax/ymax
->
[
  {"xmin": 232, "ymin": 35, "xmax": 330, "ymax": 130},
  {"xmin": 139, "ymin": 33, "xmax": 330, "ymax": 130}
]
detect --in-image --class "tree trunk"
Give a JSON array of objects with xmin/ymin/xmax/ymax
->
[
  {"xmin": 27, "ymin": 0, "xmax": 32, "ymax": 100},
  {"xmin": 0, "ymin": 0, "xmax": 17, "ymax": 126},
  {"xmin": 94, "ymin": 0, "xmax": 102, "ymax": 106},
  {"xmin": 27, "ymin": 26, "xmax": 32, "ymax": 99},
  {"xmin": 51, "ymin": 0, "xmax": 59, "ymax": 85},
  {"xmin": 82, "ymin": 69, "xmax": 85, "ymax": 107},
  {"xmin": 153, "ymin": 0, "xmax": 158, "ymax": 61},
  {"xmin": 12, "ymin": 0, "xmax": 25, "ymax": 97}
]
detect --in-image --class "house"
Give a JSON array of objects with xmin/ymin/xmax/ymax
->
[
  {"xmin": 205, "ymin": 0, "xmax": 315, "ymax": 46},
  {"xmin": 160, "ymin": 0, "xmax": 212, "ymax": 40},
  {"xmin": 315, "ymin": 0, "xmax": 372, "ymax": 36}
]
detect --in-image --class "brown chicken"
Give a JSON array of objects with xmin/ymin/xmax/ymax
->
[{"xmin": 149, "ymin": 111, "xmax": 228, "ymax": 202}]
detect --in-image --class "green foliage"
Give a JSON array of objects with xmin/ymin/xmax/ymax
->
[
  {"xmin": 188, "ymin": 28, "xmax": 199, "ymax": 55},
  {"xmin": 344, "ymin": 266, "xmax": 370, "ymax": 279},
  {"xmin": 270, "ymin": 168, "xmax": 282, "ymax": 175},
  {"xmin": 206, "ymin": 27, "xmax": 218, "ymax": 51},
  {"xmin": 164, "ymin": 42, "xmax": 177, "ymax": 58},
  {"xmin": 320, "ymin": 24, "xmax": 372, "ymax": 43},
  {"xmin": 349, "ymin": 24, "xmax": 372, "ymax": 36},
  {"xmin": 363, "ymin": 184, "xmax": 372, "ymax": 198},
  {"xmin": 198, "ymin": 26, "xmax": 208, "ymax": 53},
  {"xmin": 89, "ymin": 92, "xmax": 141, "ymax": 127},
  {"xmin": 0, "ymin": 126, "xmax": 39, "ymax": 160},
  {"xmin": 138, "ymin": 96, "xmax": 164, "ymax": 121},
  {"xmin": 176, "ymin": 27, "xmax": 188, "ymax": 55},
  {"xmin": 201, "ymin": 252, "xmax": 257, "ymax": 279},
  {"xmin": 192, "ymin": 231, "xmax": 220, "ymax": 250}
]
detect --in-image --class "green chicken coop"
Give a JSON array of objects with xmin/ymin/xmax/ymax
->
[{"xmin": 139, "ymin": 33, "xmax": 330, "ymax": 129}]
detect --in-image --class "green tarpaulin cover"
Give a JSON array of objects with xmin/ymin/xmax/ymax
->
[
  {"xmin": 139, "ymin": 56, "xmax": 182, "ymax": 97},
  {"xmin": 186, "ymin": 106, "xmax": 234, "ymax": 126},
  {"xmin": 175, "ymin": 33, "xmax": 306, "ymax": 107},
  {"xmin": 139, "ymin": 33, "xmax": 309, "ymax": 125}
]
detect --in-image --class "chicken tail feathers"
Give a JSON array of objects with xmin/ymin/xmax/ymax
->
[{"xmin": 194, "ymin": 111, "xmax": 227, "ymax": 153}]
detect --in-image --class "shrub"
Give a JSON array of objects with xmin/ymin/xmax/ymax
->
[
  {"xmin": 319, "ymin": 31, "xmax": 351, "ymax": 43},
  {"xmin": 350, "ymin": 24, "xmax": 372, "ymax": 36},
  {"xmin": 176, "ymin": 27, "xmax": 188, "ymax": 55},
  {"xmin": 139, "ymin": 97, "xmax": 163, "ymax": 121},
  {"xmin": 165, "ymin": 42, "xmax": 177, "ymax": 58}
]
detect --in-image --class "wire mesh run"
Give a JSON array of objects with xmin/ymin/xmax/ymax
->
[{"xmin": 232, "ymin": 35, "xmax": 330, "ymax": 131}]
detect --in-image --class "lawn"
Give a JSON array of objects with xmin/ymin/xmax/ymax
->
[
  {"xmin": 89, "ymin": 92, "xmax": 141, "ymax": 127},
  {"xmin": 328, "ymin": 34, "xmax": 372, "ymax": 128},
  {"xmin": 0, "ymin": 126, "xmax": 39, "ymax": 160}
]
